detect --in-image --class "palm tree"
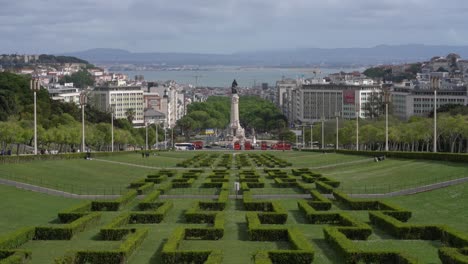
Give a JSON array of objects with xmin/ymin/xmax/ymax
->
[{"xmin": 125, "ymin": 108, "xmax": 135, "ymax": 123}]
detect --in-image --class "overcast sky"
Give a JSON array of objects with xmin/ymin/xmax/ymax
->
[{"xmin": 1, "ymin": 0, "xmax": 468, "ymax": 54}]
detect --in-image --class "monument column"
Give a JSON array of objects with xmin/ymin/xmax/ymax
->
[{"xmin": 229, "ymin": 80, "xmax": 245, "ymax": 144}]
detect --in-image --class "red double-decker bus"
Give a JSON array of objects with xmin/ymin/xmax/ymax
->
[
  {"xmin": 271, "ymin": 142, "xmax": 291, "ymax": 150},
  {"xmin": 244, "ymin": 141, "xmax": 252, "ymax": 150},
  {"xmin": 261, "ymin": 141, "xmax": 268, "ymax": 150},
  {"xmin": 234, "ymin": 141, "xmax": 241, "ymax": 150},
  {"xmin": 191, "ymin": 141, "xmax": 203, "ymax": 150}
]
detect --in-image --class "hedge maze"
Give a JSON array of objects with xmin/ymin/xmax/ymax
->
[{"xmin": 1, "ymin": 152, "xmax": 467, "ymax": 263}]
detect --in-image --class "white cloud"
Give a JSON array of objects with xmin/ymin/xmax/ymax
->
[{"xmin": 0, "ymin": 0, "xmax": 468, "ymax": 53}]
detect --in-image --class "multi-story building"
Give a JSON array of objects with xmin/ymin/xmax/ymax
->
[
  {"xmin": 48, "ymin": 87, "xmax": 81, "ymax": 105},
  {"xmin": 285, "ymin": 84, "xmax": 381, "ymax": 124},
  {"xmin": 144, "ymin": 81, "xmax": 188, "ymax": 128},
  {"xmin": 275, "ymin": 79, "xmax": 299, "ymax": 126},
  {"xmin": 392, "ymin": 87, "xmax": 468, "ymax": 119},
  {"xmin": 91, "ymin": 86, "xmax": 144, "ymax": 124}
]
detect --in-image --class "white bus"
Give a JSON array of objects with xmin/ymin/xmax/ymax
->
[{"xmin": 174, "ymin": 143, "xmax": 195, "ymax": 150}]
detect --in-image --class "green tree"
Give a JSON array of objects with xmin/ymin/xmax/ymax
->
[{"xmin": 59, "ymin": 69, "xmax": 95, "ymax": 88}]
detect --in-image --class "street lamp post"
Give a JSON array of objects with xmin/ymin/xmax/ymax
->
[
  {"xmin": 321, "ymin": 117, "xmax": 325, "ymax": 149},
  {"xmin": 30, "ymin": 79, "xmax": 40, "ymax": 155},
  {"xmin": 79, "ymin": 91, "xmax": 87, "ymax": 153},
  {"xmin": 432, "ymin": 77, "xmax": 439, "ymax": 153},
  {"xmin": 155, "ymin": 122, "xmax": 159, "ymax": 150},
  {"xmin": 355, "ymin": 103, "xmax": 359, "ymax": 151},
  {"xmin": 145, "ymin": 121, "xmax": 149, "ymax": 151},
  {"xmin": 302, "ymin": 125, "xmax": 305, "ymax": 149},
  {"xmin": 335, "ymin": 112, "xmax": 340, "ymax": 150},
  {"xmin": 110, "ymin": 106, "xmax": 114, "ymax": 152},
  {"xmin": 383, "ymin": 86, "xmax": 391, "ymax": 152},
  {"xmin": 164, "ymin": 126, "xmax": 167, "ymax": 150},
  {"xmin": 310, "ymin": 124, "xmax": 313, "ymax": 149}
]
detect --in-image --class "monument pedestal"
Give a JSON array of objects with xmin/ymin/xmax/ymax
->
[{"xmin": 229, "ymin": 86, "xmax": 245, "ymax": 146}]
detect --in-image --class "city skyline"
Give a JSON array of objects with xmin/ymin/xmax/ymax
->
[{"xmin": 1, "ymin": 0, "xmax": 468, "ymax": 54}]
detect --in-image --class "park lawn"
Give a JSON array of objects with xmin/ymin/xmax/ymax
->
[
  {"xmin": 318, "ymin": 158, "xmax": 468, "ymax": 193},
  {"xmin": 98, "ymin": 151, "xmax": 199, "ymax": 167},
  {"xmin": 0, "ymin": 158, "xmax": 152, "ymax": 194},
  {"xmin": 0, "ymin": 184, "xmax": 81, "ymax": 234},
  {"xmin": 384, "ymin": 182, "xmax": 468, "ymax": 233},
  {"xmin": 271, "ymin": 151, "xmax": 369, "ymax": 168}
]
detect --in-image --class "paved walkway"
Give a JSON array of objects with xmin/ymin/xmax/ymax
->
[{"xmin": 2, "ymin": 176, "xmax": 467, "ymax": 200}]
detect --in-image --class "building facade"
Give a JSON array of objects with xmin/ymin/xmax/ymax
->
[{"xmin": 91, "ymin": 86, "xmax": 144, "ymax": 124}]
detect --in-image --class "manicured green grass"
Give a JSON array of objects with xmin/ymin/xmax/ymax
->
[
  {"xmin": 318, "ymin": 158, "xmax": 468, "ymax": 193},
  {"xmin": 0, "ymin": 185, "xmax": 81, "ymax": 233},
  {"xmin": 384, "ymin": 182, "xmax": 468, "ymax": 233},
  {"xmin": 0, "ymin": 158, "xmax": 152, "ymax": 194}
]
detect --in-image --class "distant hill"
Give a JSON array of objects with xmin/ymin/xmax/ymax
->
[{"xmin": 62, "ymin": 45, "xmax": 468, "ymax": 67}]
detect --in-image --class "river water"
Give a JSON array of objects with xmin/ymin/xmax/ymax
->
[{"xmin": 120, "ymin": 66, "xmax": 364, "ymax": 87}]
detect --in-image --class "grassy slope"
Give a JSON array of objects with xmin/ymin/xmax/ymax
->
[
  {"xmin": 317, "ymin": 158, "xmax": 468, "ymax": 193},
  {"xmin": 384, "ymin": 182, "xmax": 468, "ymax": 233},
  {"xmin": 0, "ymin": 185, "xmax": 81, "ymax": 233},
  {"xmin": 0, "ymin": 158, "xmax": 152, "ymax": 193}
]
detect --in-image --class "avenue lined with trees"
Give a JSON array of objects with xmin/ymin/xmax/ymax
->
[{"xmin": 0, "ymin": 72, "xmax": 467, "ymax": 154}]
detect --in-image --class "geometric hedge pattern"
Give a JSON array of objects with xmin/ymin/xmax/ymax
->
[{"xmin": 0, "ymin": 153, "xmax": 467, "ymax": 263}]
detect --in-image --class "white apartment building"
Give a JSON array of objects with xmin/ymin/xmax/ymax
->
[
  {"xmin": 392, "ymin": 87, "xmax": 468, "ymax": 119},
  {"xmin": 285, "ymin": 84, "xmax": 381, "ymax": 125},
  {"xmin": 91, "ymin": 86, "xmax": 144, "ymax": 124}
]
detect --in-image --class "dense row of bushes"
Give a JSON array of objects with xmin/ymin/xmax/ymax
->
[
  {"xmin": 59, "ymin": 228, "xmax": 149, "ymax": 264},
  {"xmin": 138, "ymin": 190, "xmax": 161, "ymax": 210},
  {"xmin": 370, "ymin": 211, "xmax": 468, "ymax": 247},
  {"xmin": 131, "ymin": 202, "xmax": 173, "ymax": 224},
  {"xmin": 91, "ymin": 190, "xmax": 137, "ymax": 211},
  {"xmin": 161, "ymin": 227, "xmax": 220, "ymax": 264},
  {"xmin": 198, "ymin": 190, "xmax": 229, "ymax": 211},
  {"xmin": 240, "ymin": 171, "xmax": 265, "ymax": 190},
  {"xmin": 216, "ymin": 154, "xmax": 232, "ymax": 168},
  {"xmin": 324, "ymin": 226, "xmax": 419, "ymax": 264},
  {"xmin": 333, "ymin": 191, "xmax": 412, "ymax": 221},
  {"xmin": 309, "ymin": 190, "xmax": 332, "ymax": 210},
  {"xmin": 0, "ymin": 250, "xmax": 31, "ymax": 264},
  {"xmin": 246, "ymin": 209, "xmax": 314, "ymax": 263},
  {"xmin": 176, "ymin": 154, "xmax": 220, "ymax": 168},
  {"xmin": 439, "ymin": 247, "xmax": 468, "ymax": 264},
  {"xmin": 161, "ymin": 191, "xmax": 226, "ymax": 264},
  {"xmin": 203, "ymin": 170, "xmax": 229, "ymax": 188},
  {"xmin": 35, "ymin": 212, "xmax": 101, "ymax": 240},
  {"xmin": 248, "ymin": 153, "xmax": 291, "ymax": 168},
  {"xmin": 0, "ymin": 227, "xmax": 35, "ymax": 249}
]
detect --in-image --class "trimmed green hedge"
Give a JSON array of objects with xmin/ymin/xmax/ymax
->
[
  {"xmin": 370, "ymin": 211, "xmax": 468, "ymax": 247},
  {"xmin": 309, "ymin": 190, "xmax": 332, "ymax": 210},
  {"xmin": 100, "ymin": 213, "xmax": 131, "ymax": 240},
  {"xmin": 315, "ymin": 181, "xmax": 335, "ymax": 194},
  {"xmin": 138, "ymin": 190, "xmax": 161, "ymax": 210},
  {"xmin": 130, "ymin": 202, "xmax": 173, "ymax": 224},
  {"xmin": 58, "ymin": 202, "xmax": 92, "ymax": 223},
  {"xmin": 439, "ymin": 247, "xmax": 468, "ymax": 264},
  {"xmin": 161, "ymin": 227, "xmax": 221, "ymax": 264},
  {"xmin": 0, "ymin": 228, "xmax": 35, "ymax": 249},
  {"xmin": 91, "ymin": 190, "xmax": 137, "ymax": 211},
  {"xmin": 323, "ymin": 226, "xmax": 418, "ymax": 264},
  {"xmin": 35, "ymin": 212, "xmax": 101, "ymax": 240},
  {"xmin": 333, "ymin": 191, "xmax": 412, "ymax": 221},
  {"xmin": 0, "ymin": 250, "xmax": 31, "ymax": 264},
  {"xmin": 68, "ymin": 228, "xmax": 149, "ymax": 264}
]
